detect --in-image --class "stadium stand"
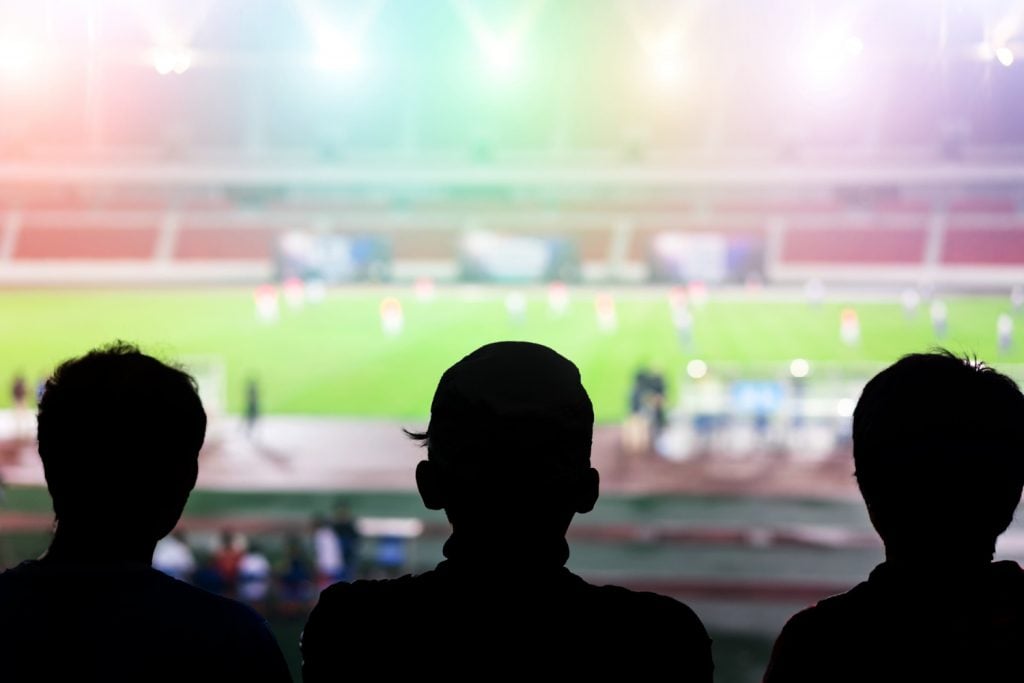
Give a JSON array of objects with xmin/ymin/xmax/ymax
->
[
  {"xmin": 1, "ymin": 194, "xmax": 1023, "ymax": 283},
  {"xmin": 948, "ymin": 196, "xmax": 1018, "ymax": 213},
  {"xmin": 779, "ymin": 226, "xmax": 928, "ymax": 265},
  {"xmin": 175, "ymin": 225, "xmax": 279, "ymax": 261},
  {"xmin": 870, "ymin": 198, "xmax": 932, "ymax": 214},
  {"xmin": 14, "ymin": 220, "xmax": 159, "ymax": 261},
  {"xmin": 942, "ymin": 226, "xmax": 1024, "ymax": 265},
  {"xmin": 713, "ymin": 199, "xmax": 846, "ymax": 215},
  {"xmin": 383, "ymin": 228, "xmax": 459, "ymax": 260}
]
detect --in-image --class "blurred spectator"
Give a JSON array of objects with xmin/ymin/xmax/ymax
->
[
  {"xmin": 313, "ymin": 515, "xmax": 343, "ymax": 588},
  {"xmin": 372, "ymin": 535, "xmax": 408, "ymax": 578},
  {"xmin": 629, "ymin": 365, "xmax": 667, "ymax": 436},
  {"xmin": 152, "ymin": 530, "xmax": 196, "ymax": 582},
  {"xmin": 279, "ymin": 534, "xmax": 313, "ymax": 603},
  {"xmin": 34, "ymin": 376, "xmax": 46, "ymax": 405},
  {"xmin": 213, "ymin": 529, "xmax": 246, "ymax": 593},
  {"xmin": 331, "ymin": 501, "xmax": 360, "ymax": 580},
  {"xmin": 624, "ymin": 366, "xmax": 654, "ymax": 454},
  {"xmin": 647, "ymin": 365, "xmax": 668, "ymax": 434},
  {"xmin": 238, "ymin": 543, "xmax": 272, "ymax": 605},
  {"xmin": 11, "ymin": 372, "xmax": 26, "ymax": 409},
  {"xmin": 192, "ymin": 552, "xmax": 228, "ymax": 596},
  {"xmin": 245, "ymin": 377, "xmax": 261, "ymax": 440},
  {"xmin": 11, "ymin": 371, "xmax": 28, "ymax": 438}
]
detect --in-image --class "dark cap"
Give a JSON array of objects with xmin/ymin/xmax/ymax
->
[{"xmin": 426, "ymin": 341, "xmax": 594, "ymax": 471}]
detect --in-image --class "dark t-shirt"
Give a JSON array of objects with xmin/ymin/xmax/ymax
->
[
  {"xmin": 765, "ymin": 560, "xmax": 1024, "ymax": 682},
  {"xmin": 301, "ymin": 560, "xmax": 713, "ymax": 680},
  {"xmin": 0, "ymin": 559, "xmax": 292, "ymax": 682}
]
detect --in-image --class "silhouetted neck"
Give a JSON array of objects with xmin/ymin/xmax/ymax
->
[
  {"xmin": 875, "ymin": 554, "xmax": 999, "ymax": 586},
  {"xmin": 883, "ymin": 544, "xmax": 994, "ymax": 575},
  {"xmin": 44, "ymin": 523, "xmax": 156, "ymax": 567},
  {"xmin": 441, "ymin": 532, "xmax": 570, "ymax": 573}
]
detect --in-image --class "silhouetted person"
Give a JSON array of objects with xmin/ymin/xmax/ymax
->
[
  {"xmin": 245, "ymin": 376, "xmax": 261, "ymax": 440},
  {"xmin": 0, "ymin": 342, "xmax": 291, "ymax": 682},
  {"xmin": 765, "ymin": 351, "xmax": 1024, "ymax": 682},
  {"xmin": 301, "ymin": 341, "xmax": 712, "ymax": 679},
  {"xmin": 11, "ymin": 370, "xmax": 28, "ymax": 438}
]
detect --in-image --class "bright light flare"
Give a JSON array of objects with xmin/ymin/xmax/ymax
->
[
  {"xmin": 997, "ymin": 46, "xmax": 1015, "ymax": 67},
  {"xmin": 686, "ymin": 359, "xmax": 708, "ymax": 380},
  {"xmin": 151, "ymin": 46, "xmax": 192, "ymax": 75},
  {"xmin": 0, "ymin": 37, "xmax": 42, "ymax": 79},
  {"xmin": 800, "ymin": 30, "xmax": 863, "ymax": 93},
  {"xmin": 481, "ymin": 36, "xmax": 521, "ymax": 77},
  {"xmin": 790, "ymin": 358, "xmax": 810, "ymax": 379},
  {"xmin": 645, "ymin": 36, "xmax": 685, "ymax": 91},
  {"xmin": 313, "ymin": 35, "xmax": 364, "ymax": 75}
]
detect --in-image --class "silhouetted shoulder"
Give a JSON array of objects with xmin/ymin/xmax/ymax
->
[
  {"xmin": 766, "ymin": 562, "xmax": 1024, "ymax": 682},
  {"xmin": 303, "ymin": 570, "xmax": 712, "ymax": 681},
  {"xmin": 585, "ymin": 579, "xmax": 710, "ymax": 638},
  {"xmin": 0, "ymin": 560, "xmax": 291, "ymax": 682}
]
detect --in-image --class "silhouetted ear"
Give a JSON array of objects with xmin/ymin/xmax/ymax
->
[
  {"xmin": 416, "ymin": 460, "xmax": 447, "ymax": 510},
  {"xmin": 574, "ymin": 467, "xmax": 600, "ymax": 514}
]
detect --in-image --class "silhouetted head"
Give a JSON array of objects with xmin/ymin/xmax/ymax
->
[
  {"xmin": 411, "ymin": 342, "xmax": 598, "ymax": 546},
  {"xmin": 854, "ymin": 350, "xmax": 1024, "ymax": 563},
  {"xmin": 37, "ymin": 342, "xmax": 206, "ymax": 544}
]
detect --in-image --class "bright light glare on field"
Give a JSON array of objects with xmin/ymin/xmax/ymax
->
[
  {"xmin": 996, "ymin": 46, "xmax": 1015, "ymax": 67},
  {"xmin": 790, "ymin": 358, "xmax": 810, "ymax": 378},
  {"xmin": 687, "ymin": 359, "xmax": 708, "ymax": 380}
]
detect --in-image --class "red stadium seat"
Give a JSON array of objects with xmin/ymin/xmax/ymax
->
[
  {"xmin": 948, "ymin": 197, "xmax": 1017, "ymax": 213},
  {"xmin": 942, "ymin": 227, "xmax": 1024, "ymax": 265},
  {"xmin": 872, "ymin": 198, "xmax": 932, "ymax": 214},
  {"xmin": 713, "ymin": 199, "xmax": 844, "ymax": 215},
  {"xmin": 781, "ymin": 227, "xmax": 927, "ymax": 264},
  {"xmin": 14, "ymin": 224, "xmax": 158, "ymax": 260}
]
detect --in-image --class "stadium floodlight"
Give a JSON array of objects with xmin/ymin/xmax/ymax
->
[
  {"xmin": 297, "ymin": 0, "xmax": 381, "ymax": 79},
  {"xmin": 801, "ymin": 30, "xmax": 862, "ymax": 93},
  {"xmin": 151, "ymin": 46, "xmax": 192, "ymax": 75},
  {"xmin": 452, "ymin": 0, "xmax": 538, "ymax": 82},
  {"xmin": 0, "ymin": 36, "xmax": 41, "ymax": 80},
  {"xmin": 686, "ymin": 359, "xmax": 708, "ymax": 380},
  {"xmin": 996, "ymin": 46, "xmax": 1015, "ymax": 67},
  {"xmin": 645, "ymin": 35, "xmax": 684, "ymax": 92},
  {"xmin": 312, "ymin": 33, "xmax": 364, "ymax": 76},
  {"xmin": 790, "ymin": 358, "xmax": 810, "ymax": 379},
  {"xmin": 481, "ymin": 35, "xmax": 521, "ymax": 78}
]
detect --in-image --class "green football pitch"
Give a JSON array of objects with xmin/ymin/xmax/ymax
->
[{"xmin": 0, "ymin": 288, "xmax": 1018, "ymax": 422}]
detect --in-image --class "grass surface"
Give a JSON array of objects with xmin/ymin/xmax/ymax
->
[{"xmin": 0, "ymin": 288, "xmax": 1018, "ymax": 421}]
